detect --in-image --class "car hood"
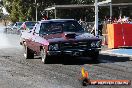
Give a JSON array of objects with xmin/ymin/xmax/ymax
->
[{"xmin": 47, "ymin": 32, "xmax": 100, "ymax": 43}]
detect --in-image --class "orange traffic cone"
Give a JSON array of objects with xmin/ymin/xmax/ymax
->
[{"xmin": 80, "ymin": 67, "xmax": 91, "ymax": 86}]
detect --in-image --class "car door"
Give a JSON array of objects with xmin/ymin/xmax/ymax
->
[
  {"xmin": 31, "ymin": 23, "xmax": 42, "ymax": 53},
  {"xmin": 23, "ymin": 29, "xmax": 34, "ymax": 50},
  {"xmin": 32, "ymin": 22, "xmax": 51, "ymax": 54}
]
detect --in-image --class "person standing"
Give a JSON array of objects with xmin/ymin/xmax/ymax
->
[{"xmin": 42, "ymin": 14, "xmax": 48, "ymax": 20}]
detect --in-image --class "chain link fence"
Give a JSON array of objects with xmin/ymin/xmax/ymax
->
[{"xmin": 80, "ymin": 21, "xmax": 104, "ymax": 36}]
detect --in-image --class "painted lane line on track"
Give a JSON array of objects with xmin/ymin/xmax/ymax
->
[{"xmin": 101, "ymin": 49, "xmax": 132, "ymax": 58}]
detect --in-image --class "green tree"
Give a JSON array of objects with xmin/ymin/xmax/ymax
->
[{"xmin": 3, "ymin": 0, "xmax": 132, "ymax": 22}]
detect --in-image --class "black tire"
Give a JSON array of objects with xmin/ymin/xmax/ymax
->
[
  {"xmin": 82, "ymin": 78, "xmax": 91, "ymax": 86},
  {"xmin": 24, "ymin": 45, "xmax": 34, "ymax": 59},
  {"xmin": 90, "ymin": 51, "xmax": 99, "ymax": 62},
  {"xmin": 40, "ymin": 48, "xmax": 48, "ymax": 64}
]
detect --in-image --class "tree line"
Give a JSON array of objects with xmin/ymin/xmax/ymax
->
[{"xmin": 2, "ymin": 0, "xmax": 132, "ymax": 22}]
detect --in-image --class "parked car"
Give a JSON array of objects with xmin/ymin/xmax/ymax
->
[
  {"xmin": 5, "ymin": 22, "xmax": 23, "ymax": 34},
  {"xmin": 20, "ymin": 19, "xmax": 102, "ymax": 63},
  {"xmin": 20, "ymin": 21, "xmax": 36, "ymax": 30},
  {"xmin": 6, "ymin": 23, "xmax": 14, "ymax": 29},
  {"xmin": 18, "ymin": 21, "xmax": 36, "ymax": 35},
  {"xmin": 5, "ymin": 23, "xmax": 14, "ymax": 33},
  {"xmin": 13, "ymin": 22, "xmax": 23, "ymax": 30},
  {"xmin": 9, "ymin": 22, "xmax": 23, "ymax": 34}
]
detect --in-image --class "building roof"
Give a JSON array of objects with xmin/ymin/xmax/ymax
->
[
  {"xmin": 40, "ymin": 19, "xmax": 75, "ymax": 23},
  {"xmin": 112, "ymin": 0, "xmax": 132, "ymax": 3},
  {"xmin": 45, "ymin": 3, "xmax": 132, "ymax": 10},
  {"xmin": 45, "ymin": 5, "xmax": 93, "ymax": 10}
]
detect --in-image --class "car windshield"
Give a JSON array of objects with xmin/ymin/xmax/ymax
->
[
  {"xmin": 40, "ymin": 20, "xmax": 84, "ymax": 34},
  {"xmin": 25, "ymin": 22, "xmax": 36, "ymax": 28},
  {"xmin": 17, "ymin": 22, "xmax": 23, "ymax": 27}
]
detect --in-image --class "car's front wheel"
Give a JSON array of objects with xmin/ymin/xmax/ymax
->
[
  {"xmin": 40, "ymin": 47, "xmax": 48, "ymax": 64},
  {"xmin": 90, "ymin": 51, "xmax": 99, "ymax": 62},
  {"xmin": 24, "ymin": 45, "xmax": 34, "ymax": 59}
]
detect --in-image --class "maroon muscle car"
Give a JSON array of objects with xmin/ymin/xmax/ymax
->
[{"xmin": 20, "ymin": 19, "xmax": 102, "ymax": 63}]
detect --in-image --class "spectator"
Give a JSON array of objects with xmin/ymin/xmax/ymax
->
[
  {"xmin": 113, "ymin": 18, "xmax": 118, "ymax": 23},
  {"xmin": 122, "ymin": 16, "xmax": 129, "ymax": 23},
  {"xmin": 42, "ymin": 14, "xmax": 48, "ymax": 20},
  {"xmin": 117, "ymin": 16, "xmax": 122, "ymax": 23},
  {"xmin": 108, "ymin": 17, "xmax": 112, "ymax": 24}
]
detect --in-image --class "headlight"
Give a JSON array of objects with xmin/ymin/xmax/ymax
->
[
  {"xmin": 49, "ymin": 44, "xmax": 59, "ymax": 51},
  {"xmin": 96, "ymin": 41, "xmax": 101, "ymax": 47},
  {"xmin": 91, "ymin": 41, "xmax": 101, "ymax": 47},
  {"xmin": 91, "ymin": 42, "xmax": 96, "ymax": 47}
]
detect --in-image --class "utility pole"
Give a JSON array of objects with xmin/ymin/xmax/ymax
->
[
  {"xmin": 95, "ymin": 0, "xmax": 98, "ymax": 37},
  {"xmin": 110, "ymin": 2, "xmax": 112, "ymax": 17},
  {"xmin": 35, "ymin": 0, "xmax": 37, "ymax": 21},
  {"xmin": 54, "ymin": 9, "xmax": 56, "ymax": 19},
  {"xmin": 94, "ymin": 0, "xmax": 112, "ymax": 37}
]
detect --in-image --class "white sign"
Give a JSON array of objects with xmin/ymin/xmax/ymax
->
[{"xmin": 98, "ymin": 0, "xmax": 111, "ymax": 5}]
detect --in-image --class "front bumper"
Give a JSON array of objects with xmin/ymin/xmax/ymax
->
[{"xmin": 47, "ymin": 48, "xmax": 101, "ymax": 56}]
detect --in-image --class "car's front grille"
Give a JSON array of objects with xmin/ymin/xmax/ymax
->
[{"xmin": 60, "ymin": 42, "xmax": 90, "ymax": 50}]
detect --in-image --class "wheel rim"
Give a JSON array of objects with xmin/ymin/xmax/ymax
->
[
  {"xmin": 24, "ymin": 45, "xmax": 27, "ymax": 58},
  {"xmin": 41, "ymin": 49, "xmax": 46, "ymax": 62}
]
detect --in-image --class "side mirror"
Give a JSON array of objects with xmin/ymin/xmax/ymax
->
[{"xmin": 32, "ymin": 30, "xmax": 39, "ymax": 35}]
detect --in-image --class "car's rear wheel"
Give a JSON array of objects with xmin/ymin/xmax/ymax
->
[
  {"xmin": 40, "ymin": 47, "xmax": 48, "ymax": 64},
  {"xmin": 24, "ymin": 45, "xmax": 34, "ymax": 59}
]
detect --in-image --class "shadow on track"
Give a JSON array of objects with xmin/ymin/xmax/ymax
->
[
  {"xmin": 99, "ymin": 54, "xmax": 131, "ymax": 63},
  {"xmin": 33, "ymin": 54, "xmax": 131, "ymax": 65},
  {"xmin": 41, "ymin": 56, "xmax": 100, "ymax": 65}
]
